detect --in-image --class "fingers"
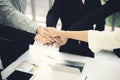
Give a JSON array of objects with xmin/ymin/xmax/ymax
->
[
  {"xmin": 35, "ymin": 34, "xmax": 52, "ymax": 45},
  {"xmin": 52, "ymin": 36, "xmax": 62, "ymax": 43},
  {"xmin": 43, "ymin": 34, "xmax": 55, "ymax": 43},
  {"xmin": 36, "ymin": 27, "xmax": 67, "ymax": 47},
  {"xmin": 44, "ymin": 27, "xmax": 60, "ymax": 37},
  {"xmin": 40, "ymin": 28, "xmax": 61, "ymax": 43},
  {"xmin": 43, "ymin": 43, "xmax": 53, "ymax": 47},
  {"xmin": 35, "ymin": 35, "xmax": 68, "ymax": 48},
  {"xmin": 55, "ymin": 37, "xmax": 68, "ymax": 48},
  {"xmin": 39, "ymin": 28, "xmax": 55, "ymax": 43},
  {"xmin": 37, "ymin": 27, "xmax": 60, "ymax": 37}
]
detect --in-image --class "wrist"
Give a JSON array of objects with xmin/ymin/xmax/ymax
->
[
  {"xmin": 58, "ymin": 31, "xmax": 65, "ymax": 36},
  {"xmin": 34, "ymin": 34, "xmax": 40, "ymax": 41},
  {"xmin": 36, "ymin": 27, "xmax": 42, "ymax": 34}
]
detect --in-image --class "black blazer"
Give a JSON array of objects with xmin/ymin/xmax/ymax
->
[
  {"xmin": 69, "ymin": 0, "xmax": 120, "ymax": 30},
  {"xmin": 46, "ymin": 0, "xmax": 105, "ymax": 31}
]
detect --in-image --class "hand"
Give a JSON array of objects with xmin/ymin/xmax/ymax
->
[
  {"xmin": 37, "ymin": 27, "xmax": 50, "ymax": 37},
  {"xmin": 55, "ymin": 36, "xmax": 68, "ymax": 48},
  {"xmin": 34, "ymin": 34, "xmax": 54, "ymax": 45},
  {"xmin": 44, "ymin": 27, "xmax": 60, "ymax": 37},
  {"xmin": 43, "ymin": 27, "xmax": 68, "ymax": 47},
  {"xmin": 37, "ymin": 27, "xmax": 60, "ymax": 43}
]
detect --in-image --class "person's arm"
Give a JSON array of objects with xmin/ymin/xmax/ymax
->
[
  {"xmin": 0, "ymin": 24, "xmax": 35, "ymax": 44},
  {"xmin": 0, "ymin": 24, "xmax": 54, "ymax": 45},
  {"xmin": 69, "ymin": 0, "xmax": 120, "ymax": 31},
  {"xmin": 0, "ymin": 0, "xmax": 39, "ymax": 33},
  {"xmin": 58, "ymin": 30, "xmax": 120, "ymax": 53},
  {"xmin": 88, "ymin": 30, "xmax": 120, "ymax": 53},
  {"xmin": 46, "ymin": 0, "xmax": 59, "ymax": 27},
  {"xmin": 94, "ymin": 0, "xmax": 105, "ymax": 31},
  {"xmin": 45, "ymin": 27, "xmax": 120, "ymax": 53},
  {"xmin": 57, "ymin": 30, "xmax": 88, "ymax": 42}
]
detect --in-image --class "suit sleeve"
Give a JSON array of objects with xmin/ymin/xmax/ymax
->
[
  {"xmin": 94, "ymin": 0, "xmax": 105, "ymax": 31},
  {"xmin": 46, "ymin": 0, "xmax": 60, "ymax": 27},
  {"xmin": 69, "ymin": 0, "xmax": 120, "ymax": 31},
  {"xmin": 0, "ymin": 24, "xmax": 35, "ymax": 44},
  {"xmin": 0, "ymin": 0, "xmax": 39, "ymax": 33}
]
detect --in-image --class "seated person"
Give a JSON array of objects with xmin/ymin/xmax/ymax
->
[{"xmin": 46, "ymin": 0, "xmax": 105, "ymax": 57}]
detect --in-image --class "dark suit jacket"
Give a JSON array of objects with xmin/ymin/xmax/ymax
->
[
  {"xmin": 69, "ymin": 0, "xmax": 120, "ymax": 30},
  {"xmin": 46, "ymin": 0, "xmax": 105, "ymax": 31},
  {"xmin": 46, "ymin": 0, "xmax": 105, "ymax": 57}
]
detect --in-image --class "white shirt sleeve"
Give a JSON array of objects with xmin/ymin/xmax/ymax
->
[{"xmin": 88, "ymin": 30, "xmax": 120, "ymax": 53}]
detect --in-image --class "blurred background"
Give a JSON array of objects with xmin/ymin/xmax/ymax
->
[{"xmin": 26, "ymin": 0, "xmax": 54, "ymax": 26}]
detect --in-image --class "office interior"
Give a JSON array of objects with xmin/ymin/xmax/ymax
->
[{"xmin": 0, "ymin": 0, "xmax": 120, "ymax": 80}]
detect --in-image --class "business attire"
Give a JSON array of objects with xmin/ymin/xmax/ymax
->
[
  {"xmin": 0, "ymin": 0, "xmax": 39, "ymax": 68},
  {"xmin": 0, "ymin": 0, "xmax": 39, "ymax": 33},
  {"xmin": 69, "ymin": 0, "xmax": 120, "ymax": 57},
  {"xmin": 88, "ymin": 30, "xmax": 120, "ymax": 53},
  {"xmin": 46, "ymin": 0, "xmax": 105, "ymax": 57},
  {"xmin": 0, "ymin": 24, "xmax": 35, "ymax": 68}
]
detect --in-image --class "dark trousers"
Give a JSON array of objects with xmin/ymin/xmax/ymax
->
[
  {"xmin": 113, "ymin": 48, "xmax": 120, "ymax": 58},
  {"xmin": 0, "ymin": 39, "xmax": 29, "ymax": 68},
  {"xmin": 0, "ymin": 24, "xmax": 35, "ymax": 68}
]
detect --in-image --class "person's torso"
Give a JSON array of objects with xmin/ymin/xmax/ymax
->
[
  {"xmin": 58, "ymin": 0, "xmax": 101, "ymax": 30},
  {"xmin": 58, "ymin": 0, "xmax": 83, "ymax": 30}
]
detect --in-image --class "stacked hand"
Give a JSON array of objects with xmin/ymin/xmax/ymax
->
[
  {"xmin": 44, "ymin": 27, "xmax": 68, "ymax": 47},
  {"xmin": 35, "ymin": 27, "xmax": 68, "ymax": 47}
]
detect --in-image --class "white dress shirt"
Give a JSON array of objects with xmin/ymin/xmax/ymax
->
[
  {"xmin": 82, "ymin": 0, "xmax": 85, "ymax": 4},
  {"xmin": 88, "ymin": 30, "xmax": 120, "ymax": 53}
]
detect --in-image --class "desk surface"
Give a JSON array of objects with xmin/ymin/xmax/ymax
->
[{"xmin": 1, "ymin": 41, "xmax": 120, "ymax": 80}]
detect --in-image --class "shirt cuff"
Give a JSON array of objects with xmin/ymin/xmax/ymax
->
[{"xmin": 88, "ymin": 30, "xmax": 101, "ymax": 53}]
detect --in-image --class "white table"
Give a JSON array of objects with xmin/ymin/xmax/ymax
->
[{"xmin": 1, "ymin": 41, "xmax": 120, "ymax": 80}]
